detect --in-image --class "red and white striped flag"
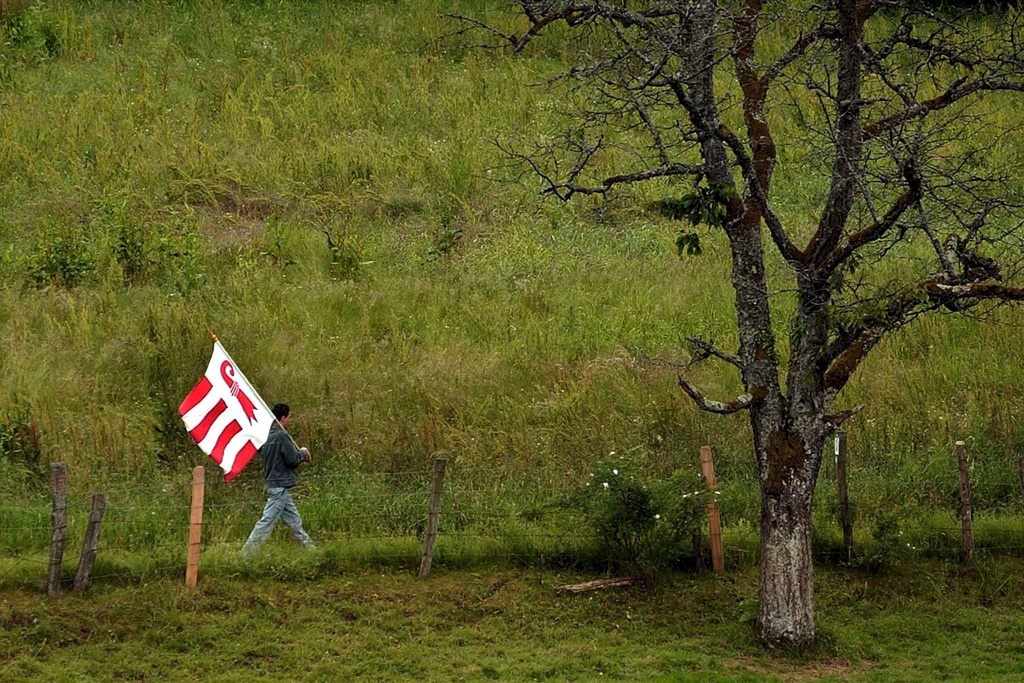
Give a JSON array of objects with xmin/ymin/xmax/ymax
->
[{"xmin": 178, "ymin": 340, "xmax": 275, "ymax": 482}]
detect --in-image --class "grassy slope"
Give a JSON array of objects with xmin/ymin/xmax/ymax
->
[
  {"xmin": 4, "ymin": 7, "xmax": 1024, "ymax": 677},
  {"xmin": 1, "ymin": 2, "xmax": 1024, "ymax": 527},
  {"xmin": 4, "ymin": 559, "xmax": 1024, "ymax": 682}
]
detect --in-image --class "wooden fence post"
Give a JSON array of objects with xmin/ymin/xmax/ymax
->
[
  {"xmin": 418, "ymin": 458, "xmax": 447, "ymax": 578},
  {"xmin": 185, "ymin": 466, "xmax": 205, "ymax": 589},
  {"xmin": 0, "ymin": 1, "xmax": 22, "ymax": 18},
  {"xmin": 1017, "ymin": 455, "xmax": 1024, "ymax": 509},
  {"xmin": 46, "ymin": 463, "xmax": 68, "ymax": 595},
  {"xmin": 74, "ymin": 493, "xmax": 107, "ymax": 594},
  {"xmin": 699, "ymin": 446, "xmax": 724, "ymax": 574},
  {"xmin": 955, "ymin": 441, "xmax": 973, "ymax": 563},
  {"xmin": 835, "ymin": 431, "xmax": 854, "ymax": 562}
]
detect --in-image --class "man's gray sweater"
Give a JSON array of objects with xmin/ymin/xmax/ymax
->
[{"xmin": 260, "ymin": 423, "xmax": 304, "ymax": 489}]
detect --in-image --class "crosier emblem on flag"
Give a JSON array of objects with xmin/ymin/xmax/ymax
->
[{"xmin": 178, "ymin": 339, "xmax": 275, "ymax": 481}]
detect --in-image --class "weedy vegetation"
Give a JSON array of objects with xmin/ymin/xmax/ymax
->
[{"xmin": 2, "ymin": 0, "xmax": 1024, "ymax": 673}]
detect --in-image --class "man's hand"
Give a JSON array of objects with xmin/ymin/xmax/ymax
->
[{"xmin": 300, "ymin": 447, "xmax": 311, "ymax": 463}]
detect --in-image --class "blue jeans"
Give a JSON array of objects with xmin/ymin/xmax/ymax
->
[{"xmin": 242, "ymin": 487, "xmax": 314, "ymax": 553}]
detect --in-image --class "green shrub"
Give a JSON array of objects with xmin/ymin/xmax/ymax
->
[
  {"xmin": 1, "ymin": 3, "xmax": 83, "ymax": 61},
  {"xmin": 99, "ymin": 200, "xmax": 155, "ymax": 286},
  {"xmin": 156, "ymin": 211, "xmax": 206, "ymax": 296},
  {"xmin": 570, "ymin": 459, "xmax": 708, "ymax": 581},
  {"xmin": 28, "ymin": 220, "xmax": 93, "ymax": 288},
  {"xmin": 114, "ymin": 219, "xmax": 151, "ymax": 286},
  {"xmin": 651, "ymin": 468, "xmax": 720, "ymax": 566},
  {"xmin": 258, "ymin": 216, "xmax": 295, "ymax": 269},
  {"xmin": 0, "ymin": 398, "xmax": 43, "ymax": 482},
  {"xmin": 323, "ymin": 226, "xmax": 364, "ymax": 281},
  {"xmin": 858, "ymin": 513, "xmax": 914, "ymax": 572},
  {"xmin": 426, "ymin": 212, "xmax": 463, "ymax": 262}
]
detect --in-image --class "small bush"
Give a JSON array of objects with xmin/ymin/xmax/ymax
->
[
  {"xmin": 858, "ymin": 513, "xmax": 914, "ymax": 572},
  {"xmin": 0, "ymin": 399, "xmax": 44, "ymax": 481},
  {"xmin": 323, "ymin": 227, "xmax": 363, "ymax": 280},
  {"xmin": 114, "ymin": 220, "xmax": 151, "ymax": 285},
  {"xmin": 569, "ymin": 459, "xmax": 708, "ymax": 582},
  {"xmin": 28, "ymin": 220, "xmax": 94, "ymax": 288},
  {"xmin": 2, "ymin": 4, "xmax": 89, "ymax": 61},
  {"xmin": 156, "ymin": 211, "xmax": 206, "ymax": 296},
  {"xmin": 258, "ymin": 216, "xmax": 295, "ymax": 268},
  {"xmin": 99, "ymin": 200, "xmax": 155, "ymax": 286},
  {"xmin": 426, "ymin": 212, "xmax": 463, "ymax": 262}
]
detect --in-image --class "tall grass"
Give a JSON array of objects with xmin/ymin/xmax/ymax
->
[{"xmin": 1, "ymin": 0, "xmax": 1023, "ymax": 538}]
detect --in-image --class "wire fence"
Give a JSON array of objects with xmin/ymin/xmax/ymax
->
[
  {"xmin": 0, "ymin": 461, "xmax": 611, "ymax": 591},
  {"xmin": 6, "ymin": 438, "xmax": 1024, "ymax": 592}
]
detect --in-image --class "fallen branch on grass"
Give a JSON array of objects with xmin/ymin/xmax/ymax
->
[{"xmin": 555, "ymin": 577, "xmax": 635, "ymax": 594}]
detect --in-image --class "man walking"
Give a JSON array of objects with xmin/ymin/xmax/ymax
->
[{"xmin": 242, "ymin": 403, "xmax": 315, "ymax": 554}]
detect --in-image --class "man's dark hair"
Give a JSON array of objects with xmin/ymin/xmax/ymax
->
[{"xmin": 272, "ymin": 403, "xmax": 290, "ymax": 421}]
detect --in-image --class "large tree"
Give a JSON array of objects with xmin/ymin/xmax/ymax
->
[{"xmin": 454, "ymin": 0, "xmax": 1024, "ymax": 646}]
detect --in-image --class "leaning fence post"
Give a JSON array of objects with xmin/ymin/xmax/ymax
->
[
  {"xmin": 46, "ymin": 463, "xmax": 69, "ymax": 595},
  {"xmin": 186, "ymin": 466, "xmax": 205, "ymax": 589},
  {"xmin": 835, "ymin": 431, "xmax": 854, "ymax": 562},
  {"xmin": 699, "ymin": 446, "xmax": 725, "ymax": 574},
  {"xmin": 418, "ymin": 458, "xmax": 447, "ymax": 578},
  {"xmin": 74, "ymin": 493, "xmax": 107, "ymax": 594},
  {"xmin": 955, "ymin": 441, "xmax": 974, "ymax": 563}
]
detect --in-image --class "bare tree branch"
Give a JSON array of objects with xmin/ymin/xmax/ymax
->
[
  {"xmin": 805, "ymin": 0, "xmax": 868, "ymax": 266},
  {"xmin": 824, "ymin": 404, "xmax": 864, "ymax": 430},
  {"xmin": 712, "ymin": 121, "xmax": 807, "ymax": 264},
  {"xmin": 678, "ymin": 376, "xmax": 754, "ymax": 415},
  {"xmin": 552, "ymin": 163, "xmax": 707, "ymax": 197},
  {"xmin": 821, "ymin": 160, "xmax": 922, "ymax": 275},
  {"xmin": 685, "ymin": 336, "xmax": 744, "ymax": 371},
  {"xmin": 825, "ymin": 279, "xmax": 1024, "ymax": 400},
  {"xmin": 763, "ymin": 21, "xmax": 836, "ymax": 85},
  {"xmin": 864, "ymin": 78, "xmax": 1024, "ymax": 141}
]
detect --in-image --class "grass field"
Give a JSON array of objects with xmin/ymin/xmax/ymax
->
[
  {"xmin": 5, "ymin": 558, "xmax": 1024, "ymax": 681},
  {"xmin": 3, "ymin": 0, "xmax": 1024, "ymax": 675},
  {"xmin": 1, "ymin": 0, "xmax": 1023, "ymax": 514}
]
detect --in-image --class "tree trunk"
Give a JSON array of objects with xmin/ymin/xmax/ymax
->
[
  {"xmin": 757, "ymin": 478, "xmax": 815, "ymax": 646},
  {"xmin": 755, "ymin": 422, "xmax": 823, "ymax": 647}
]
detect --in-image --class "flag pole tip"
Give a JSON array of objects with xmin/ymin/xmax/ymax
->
[{"xmin": 208, "ymin": 330, "xmax": 218, "ymax": 342}]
